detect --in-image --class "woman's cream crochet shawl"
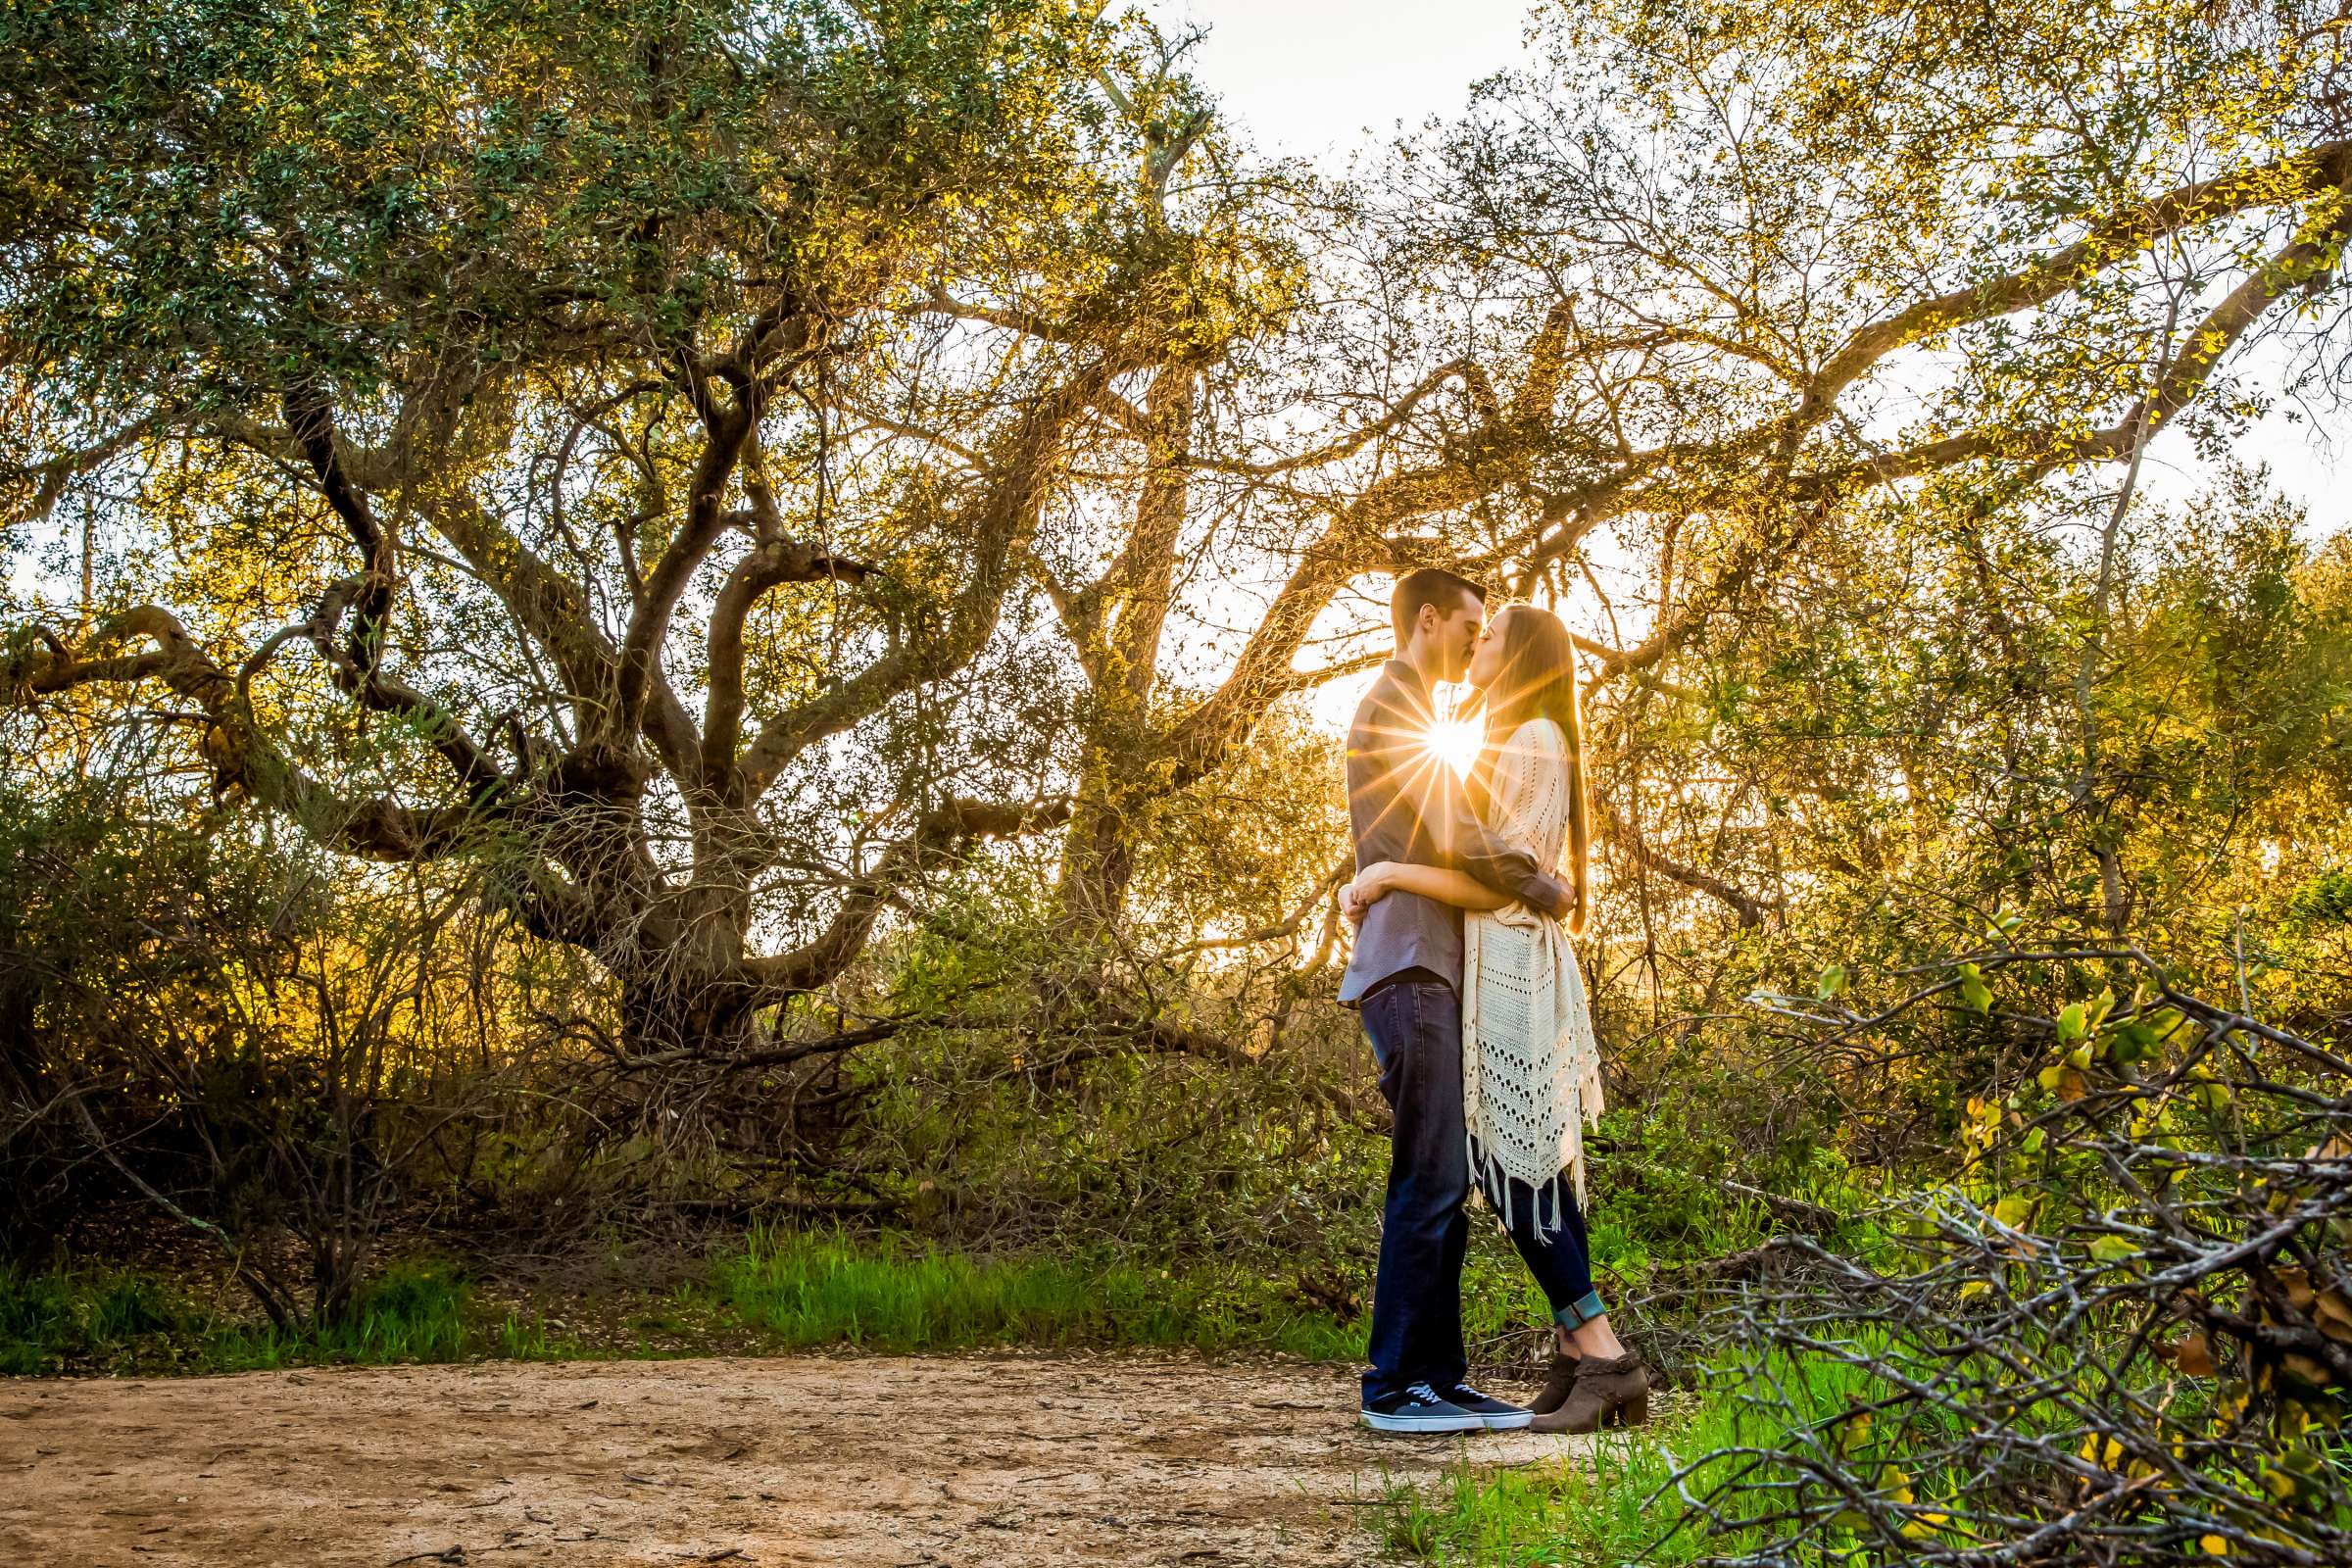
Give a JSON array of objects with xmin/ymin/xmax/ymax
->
[{"xmin": 1460, "ymin": 716, "xmax": 1603, "ymax": 1237}]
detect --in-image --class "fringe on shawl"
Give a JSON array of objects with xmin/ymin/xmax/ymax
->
[
  {"xmin": 1467, "ymin": 1124, "xmax": 1588, "ymax": 1245},
  {"xmin": 1458, "ymin": 1048, "xmax": 1608, "ymax": 1241},
  {"xmin": 1462, "ymin": 998, "xmax": 1604, "ymax": 1246}
]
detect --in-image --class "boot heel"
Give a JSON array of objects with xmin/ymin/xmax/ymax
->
[{"xmin": 1619, "ymin": 1387, "xmax": 1649, "ymax": 1428}]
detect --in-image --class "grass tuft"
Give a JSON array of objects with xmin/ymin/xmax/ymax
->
[
  {"xmin": 0, "ymin": 1262, "xmax": 191, "ymax": 1374},
  {"xmin": 0, "ymin": 1257, "xmax": 498, "ymax": 1374},
  {"xmin": 714, "ymin": 1222, "xmax": 1364, "ymax": 1358},
  {"xmin": 1365, "ymin": 1348, "xmax": 1887, "ymax": 1564},
  {"xmin": 218, "ymin": 1262, "xmax": 478, "ymax": 1369}
]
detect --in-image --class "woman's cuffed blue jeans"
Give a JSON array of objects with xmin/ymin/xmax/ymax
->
[
  {"xmin": 1359, "ymin": 973, "xmax": 1604, "ymax": 1404},
  {"xmin": 1487, "ymin": 1167, "xmax": 1608, "ymax": 1330}
]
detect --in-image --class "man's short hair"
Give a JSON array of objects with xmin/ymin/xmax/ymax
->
[{"xmin": 1391, "ymin": 566, "xmax": 1486, "ymax": 646}]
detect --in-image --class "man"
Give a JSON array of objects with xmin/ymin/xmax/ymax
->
[{"xmin": 1341, "ymin": 566, "xmax": 1576, "ymax": 1434}]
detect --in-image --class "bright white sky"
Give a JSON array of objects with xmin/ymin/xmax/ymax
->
[
  {"xmin": 1142, "ymin": 0, "xmax": 1545, "ymax": 164},
  {"xmin": 1146, "ymin": 0, "xmax": 2352, "ymax": 727}
]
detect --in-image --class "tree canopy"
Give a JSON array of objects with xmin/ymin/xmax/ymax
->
[{"xmin": 3, "ymin": 0, "xmax": 2349, "ymax": 1090}]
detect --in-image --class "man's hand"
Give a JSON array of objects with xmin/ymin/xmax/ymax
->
[
  {"xmin": 1343, "ymin": 860, "xmax": 1398, "ymax": 926},
  {"xmin": 1534, "ymin": 871, "xmax": 1576, "ymax": 922}
]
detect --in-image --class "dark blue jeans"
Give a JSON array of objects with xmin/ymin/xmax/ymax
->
[
  {"xmin": 1361, "ymin": 974, "xmax": 1474, "ymax": 1402},
  {"xmin": 1360, "ymin": 973, "xmax": 1606, "ymax": 1403}
]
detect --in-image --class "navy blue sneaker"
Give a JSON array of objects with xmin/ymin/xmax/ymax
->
[
  {"xmin": 1360, "ymin": 1381, "xmax": 1486, "ymax": 1434},
  {"xmin": 1444, "ymin": 1382, "xmax": 1533, "ymax": 1430}
]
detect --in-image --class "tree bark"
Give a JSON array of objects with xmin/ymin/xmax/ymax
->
[{"xmin": 1054, "ymin": 367, "xmax": 1194, "ymax": 927}]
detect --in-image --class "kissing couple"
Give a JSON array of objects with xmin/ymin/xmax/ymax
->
[{"xmin": 1340, "ymin": 567, "xmax": 1653, "ymax": 1435}]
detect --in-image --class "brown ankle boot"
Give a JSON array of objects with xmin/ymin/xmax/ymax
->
[
  {"xmin": 1529, "ymin": 1349, "xmax": 1581, "ymax": 1416},
  {"xmin": 1533, "ymin": 1351, "xmax": 1650, "ymax": 1434}
]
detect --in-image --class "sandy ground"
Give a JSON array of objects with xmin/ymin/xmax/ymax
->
[{"xmin": 0, "ymin": 1352, "xmax": 1598, "ymax": 1566}]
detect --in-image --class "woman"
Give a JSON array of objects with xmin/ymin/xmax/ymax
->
[{"xmin": 1345, "ymin": 603, "xmax": 1650, "ymax": 1433}]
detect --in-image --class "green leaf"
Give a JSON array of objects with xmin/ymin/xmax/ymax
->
[
  {"xmin": 2110, "ymin": 1021, "xmax": 2158, "ymax": 1063},
  {"xmin": 1817, "ymin": 963, "xmax": 1848, "ymax": 1001},
  {"xmin": 2087, "ymin": 1235, "xmax": 2137, "ymax": 1263},
  {"xmin": 2056, "ymin": 1003, "xmax": 2087, "ymax": 1042}
]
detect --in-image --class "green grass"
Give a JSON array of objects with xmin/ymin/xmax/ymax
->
[
  {"xmin": 3, "ymin": 1227, "xmax": 1370, "ymax": 1373},
  {"xmin": 1366, "ymin": 1348, "xmax": 1887, "ymax": 1565},
  {"xmin": 206, "ymin": 1262, "xmax": 481, "ymax": 1370},
  {"xmin": 10, "ymin": 1217, "xmax": 1776, "ymax": 1382},
  {"xmin": 0, "ymin": 1261, "xmax": 189, "ymax": 1374},
  {"xmin": 712, "ymin": 1222, "xmax": 1364, "ymax": 1358},
  {"xmin": 0, "ymin": 1215, "xmax": 1789, "ymax": 1382},
  {"xmin": 1371, "ymin": 1431, "xmax": 1697, "ymax": 1567},
  {"xmin": 0, "ymin": 1258, "xmax": 579, "ymax": 1375}
]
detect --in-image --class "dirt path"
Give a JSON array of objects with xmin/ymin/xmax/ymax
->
[{"xmin": 0, "ymin": 1351, "xmax": 1598, "ymax": 1566}]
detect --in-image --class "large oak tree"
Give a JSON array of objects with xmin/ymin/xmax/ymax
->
[{"xmin": 5, "ymin": 0, "xmax": 2349, "ymax": 1067}]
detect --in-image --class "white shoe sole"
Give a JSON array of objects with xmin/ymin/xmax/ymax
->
[
  {"xmin": 1359, "ymin": 1408, "xmax": 1488, "ymax": 1433},
  {"xmin": 1475, "ymin": 1409, "xmax": 1534, "ymax": 1430}
]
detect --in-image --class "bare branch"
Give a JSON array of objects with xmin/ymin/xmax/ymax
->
[
  {"xmin": 749, "ymin": 795, "xmax": 1074, "ymax": 995},
  {"xmin": 738, "ymin": 351, "xmax": 1131, "ymax": 797},
  {"xmin": 4, "ymin": 608, "xmax": 481, "ymax": 861}
]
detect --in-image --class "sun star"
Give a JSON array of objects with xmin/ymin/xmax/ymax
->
[{"xmin": 1425, "ymin": 716, "xmax": 1483, "ymax": 780}]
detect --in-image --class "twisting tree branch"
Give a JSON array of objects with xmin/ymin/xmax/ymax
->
[
  {"xmin": 749, "ymin": 795, "xmax": 1075, "ymax": 997},
  {"xmin": 4, "ymin": 608, "xmax": 483, "ymax": 861}
]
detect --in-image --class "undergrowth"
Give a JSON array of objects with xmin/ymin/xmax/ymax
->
[
  {"xmin": 1366, "ymin": 1348, "xmax": 1883, "ymax": 1565},
  {"xmin": 0, "ymin": 1258, "xmax": 563, "ymax": 1375},
  {"xmin": 0, "ymin": 1226, "xmax": 1379, "ymax": 1375}
]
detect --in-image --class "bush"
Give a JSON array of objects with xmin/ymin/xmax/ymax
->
[{"xmin": 1671, "ymin": 949, "xmax": 2352, "ymax": 1564}]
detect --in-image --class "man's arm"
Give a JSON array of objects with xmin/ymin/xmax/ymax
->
[
  {"xmin": 1408, "ymin": 750, "xmax": 1574, "ymax": 918},
  {"xmin": 1348, "ymin": 862, "xmax": 1512, "ymax": 923}
]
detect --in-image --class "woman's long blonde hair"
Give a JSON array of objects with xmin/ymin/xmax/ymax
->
[{"xmin": 1463, "ymin": 604, "xmax": 1592, "ymax": 934}]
